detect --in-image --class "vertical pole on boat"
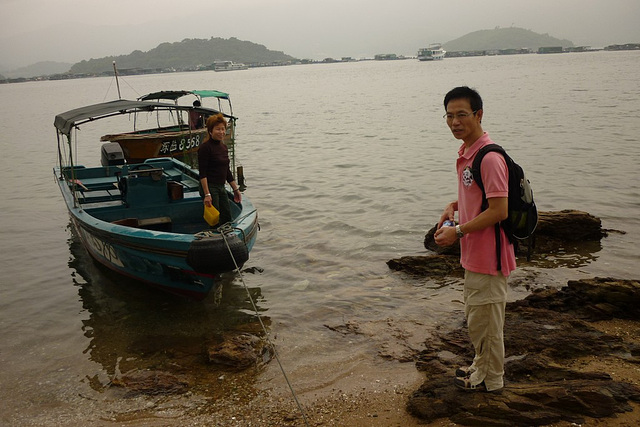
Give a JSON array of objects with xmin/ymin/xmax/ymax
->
[
  {"xmin": 113, "ymin": 61, "xmax": 122, "ymax": 100},
  {"xmin": 237, "ymin": 165, "xmax": 246, "ymax": 191},
  {"xmin": 63, "ymin": 130, "xmax": 80, "ymax": 208},
  {"xmin": 56, "ymin": 131, "xmax": 64, "ymax": 180}
]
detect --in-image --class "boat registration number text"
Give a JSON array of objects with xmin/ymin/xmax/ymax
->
[
  {"xmin": 82, "ymin": 229, "xmax": 125, "ymax": 267},
  {"xmin": 160, "ymin": 135, "xmax": 201, "ymax": 154}
]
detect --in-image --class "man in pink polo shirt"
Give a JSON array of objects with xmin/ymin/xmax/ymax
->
[{"xmin": 434, "ymin": 86, "xmax": 516, "ymax": 392}]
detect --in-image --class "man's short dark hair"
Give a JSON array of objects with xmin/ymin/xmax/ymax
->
[{"xmin": 444, "ymin": 86, "xmax": 483, "ymax": 112}]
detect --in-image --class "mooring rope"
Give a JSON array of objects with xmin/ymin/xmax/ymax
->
[{"xmin": 219, "ymin": 224, "xmax": 310, "ymax": 426}]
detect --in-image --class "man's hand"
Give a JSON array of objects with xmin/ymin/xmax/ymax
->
[{"xmin": 434, "ymin": 225, "xmax": 457, "ymax": 246}]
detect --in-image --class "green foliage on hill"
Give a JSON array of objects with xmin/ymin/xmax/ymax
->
[
  {"xmin": 443, "ymin": 27, "xmax": 574, "ymax": 52},
  {"xmin": 70, "ymin": 37, "xmax": 297, "ymax": 74}
]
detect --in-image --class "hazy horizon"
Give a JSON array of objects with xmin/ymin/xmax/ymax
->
[{"xmin": 2, "ymin": 0, "xmax": 640, "ymax": 72}]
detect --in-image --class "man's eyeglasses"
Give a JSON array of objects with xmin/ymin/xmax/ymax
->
[{"xmin": 443, "ymin": 111, "xmax": 478, "ymax": 121}]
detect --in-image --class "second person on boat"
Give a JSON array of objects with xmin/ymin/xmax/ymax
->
[{"xmin": 198, "ymin": 113, "xmax": 241, "ymax": 226}]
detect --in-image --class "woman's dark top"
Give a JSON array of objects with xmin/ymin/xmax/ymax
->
[{"xmin": 198, "ymin": 140, "xmax": 234, "ymax": 185}]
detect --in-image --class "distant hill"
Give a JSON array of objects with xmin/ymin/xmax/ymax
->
[
  {"xmin": 2, "ymin": 61, "xmax": 72, "ymax": 79},
  {"xmin": 70, "ymin": 37, "xmax": 298, "ymax": 74},
  {"xmin": 443, "ymin": 27, "xmax": 574, "ymax": 52}
]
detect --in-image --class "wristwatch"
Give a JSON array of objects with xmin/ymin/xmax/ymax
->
[{"xmin": 455, "ymin": 224, "xmax": 464, "ymax": 239}]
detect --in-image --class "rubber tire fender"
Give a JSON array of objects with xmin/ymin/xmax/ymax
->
[{"xmin": 186, "ymin": 233, "xmax": 249, "ymax": 274}]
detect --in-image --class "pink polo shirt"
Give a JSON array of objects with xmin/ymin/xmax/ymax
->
[{"xmin": 457, "ymin": 133, "xmax": 516, "ymax": 277}]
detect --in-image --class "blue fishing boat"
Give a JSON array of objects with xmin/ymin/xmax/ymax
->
[{"xmin": 54, "ymin": 98, "xmax": 258, "ymax": 300}]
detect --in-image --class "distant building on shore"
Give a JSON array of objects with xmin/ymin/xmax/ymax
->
[
  {"xmin": 374, "ymin": 54, "xmax": 399, "ymax": 60},
  {"xmin": 604, "ymin": 43, "xmax": 640, "ymax": 51},
  {"xmin": 538, "ymin": 46, "xmax": 564, "ymax": 54}
]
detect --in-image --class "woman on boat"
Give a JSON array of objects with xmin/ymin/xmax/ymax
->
[{"xmin": 198, "ymin": 113, "xmax": 241, "ymax": 226}]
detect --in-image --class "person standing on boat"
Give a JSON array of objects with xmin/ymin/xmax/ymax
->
[
  {"xmin": 198, "ymin": 113, "xmax": 241, "ymax": 226},
  {"xmin": 434, "ymin": 86, "xmax": 516, "ymax": 393},
  {"xmin": 189, "ymin": 100, "xmax": 204, "ymax": 129}
]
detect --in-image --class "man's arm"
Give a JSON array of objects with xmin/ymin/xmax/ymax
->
[
  {"xmin": 434, "ymin": 197, "xmax": 507, "ymax": 246},
  {"xmin": 458, "ymin": 196, "xmax": 508, "ymax": 235}
]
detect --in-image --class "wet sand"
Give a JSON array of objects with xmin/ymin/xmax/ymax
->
[
  {"xmin": 98, "ymin": 316, "xmax": 640, "ymax": 427},
  {"xmin": 217, "ymin": 318, "xmax": 640, "ymax": 427}
]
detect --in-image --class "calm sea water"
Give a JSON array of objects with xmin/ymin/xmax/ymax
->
[{"xmin": 1, "ymin": 51, "xmax": 639, "ymax": 425}]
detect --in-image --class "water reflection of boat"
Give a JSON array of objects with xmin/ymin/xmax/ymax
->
[
  {"xmin": 99, "ymin": 90, "xmax": 236, "ymax": 166},
  {"xmin": 54, "ymin": 97, "xmax": 258, "ymax": 300},
  {"xmin": 417, "ymin": 44, "xmax": 446, "ymax": 61},
  {"xmin": 67, "ymin": 224, "xmax": 268, "ymax": 392}
]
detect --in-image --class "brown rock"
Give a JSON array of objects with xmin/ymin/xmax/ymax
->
[
  {"xmin": 408, "ymin": 278, "xmax": 640, "ymax": 425},
  {"xmin": 511, "ymin": 277, "xmax": 640, "ymax": 321},
  {"xmin": 408, "ymin": 376, "xmax": 640, "ymax": 426},
  {"xmin": 207, "ymin": 332, "xmax": 272, "ymax": 369},
  {"xmin": 390, "ymin": 210, "xmax": 612, "ymax": 277},
  {"xmin": 111, "ymin": 369, "xmax": 189, "ymax": 396},
  {"xmin": 425, "ymin": 209, "xmax": 608, "ymax": 253},
  {"xmin": 536, "ymin": 209, "xmax": 607, "ymax": 241},
  {"xmin": 387, "ymin": 254, "xmax": 464, "ymax": 277}
]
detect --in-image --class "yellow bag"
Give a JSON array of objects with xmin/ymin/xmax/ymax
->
[{"xmin": 203, "ymin": 204, "xmax": 220, "ymax": 226}]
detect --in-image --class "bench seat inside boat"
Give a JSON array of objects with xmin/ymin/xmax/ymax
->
[
  {"xmin": 66, "ymin": 163, "xmax": 200, "ymax": 205},
  {"xmin": 112, "ymin": 216, "xmax": 173, "ymax": 231},
  {"xmin": 78, "ymin": 189, "xmax": 120, "ymax": 204},
  {"xmin": 85, "ymin": 197, "xmax": 208, "ymax": 232}
]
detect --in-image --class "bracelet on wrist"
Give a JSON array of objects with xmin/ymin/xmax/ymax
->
[{"xmin": 205, "ymin": 193, "xmax": 211, "ymax": 197}]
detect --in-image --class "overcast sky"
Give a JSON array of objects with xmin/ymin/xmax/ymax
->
[{"xmin": 1, "ymin": 0, "xmax": 639, "ymax": 70}]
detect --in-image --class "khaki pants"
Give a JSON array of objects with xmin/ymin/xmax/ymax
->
[{"xmin": 463, "ymin": 270, "xmax": 507, "ymax": 391}]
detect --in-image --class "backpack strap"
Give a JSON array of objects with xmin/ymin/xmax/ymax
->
[
  {"xmin": 471, "ymin": 144, "xmax": 508, "ymax": 272},
  {"xmin": 470, "ymin": 144, "xmax": 507, "ymax": 208}
]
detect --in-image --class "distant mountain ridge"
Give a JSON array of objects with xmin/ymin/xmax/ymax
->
[
  {"xmin": 3, "ymin": 28, "xmax": 579, "ymax": 79},
  {"xmin": 1, "ymin": 61, "xmax": 72, "ymax": 79},
  {"xmin": 443, "ymin": 27, "xmax": 574, "ymax": 52},
  {"xmin": 69, "ymin": 37, "xmax": 297, "ymax": 74}
]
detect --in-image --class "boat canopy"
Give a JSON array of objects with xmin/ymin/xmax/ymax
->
[
  {"xmin": 54, "ymin": 99, "xmax": 232, "ymax": 137},
  {"xmin": 191, "ymin": 90, "xmax": 230, "ymax": 100},
  {"xmin": 138, "ymin": 91, "xmax": 192, "ymax": 101},
  {"xmin": 139, "ymin": 90, "xmax": 230, "ymax": 102}
]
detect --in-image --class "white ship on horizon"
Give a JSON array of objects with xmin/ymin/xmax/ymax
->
[
  {"xmin": 213, "ymin": 61, "xmax": 249, "ymax": 71},
  {"xmin": 417, "ymin": 44, "xmax": 446, "ymax": 61}
]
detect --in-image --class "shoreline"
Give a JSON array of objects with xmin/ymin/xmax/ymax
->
[
  {"xmin": 161, "ymin": 316, "xmax": 640, "ymax": 427},
  {"xmin": 92, "ymin": 278, "xmax": 640, "ymax": 427},
  {"xmin": 4, "ymin": 48, "xmax": 639, "ymax": 84}
]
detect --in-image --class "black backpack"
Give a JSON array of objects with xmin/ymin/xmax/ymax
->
[{"xmin": 471, "ymin": 144, "xmax": 538, "ymax": 268}]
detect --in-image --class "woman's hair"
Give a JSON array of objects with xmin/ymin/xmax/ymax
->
[{"xmin": 204, "ymin": 113, "xmax": 228, "ymax": 142}]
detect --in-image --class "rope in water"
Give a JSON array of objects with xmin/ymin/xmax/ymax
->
[{"xmin": 219, "ymin": 224, "xmax": 310, "ymax": 427}]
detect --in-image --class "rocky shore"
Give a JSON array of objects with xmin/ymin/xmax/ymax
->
[
  {"xmin": 103, "ymin": 210, "xmax": 640, "ymax": 426},
  {"xmin": 408, "ymin": 277, "xmax": 640, "ymax": 426},
  {"xmin": 384, "ymin": 210, "xmax": 640, "ymax": 426}
]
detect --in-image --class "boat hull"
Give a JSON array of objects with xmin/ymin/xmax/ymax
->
[
  {"xmin": 56, "ymin": 161, "xmax": 258, "ymax": 300},
  {"xmin": 101, "ymin": 128, "xmax": 207, "ymax": 164},
  {"xmin": 71, "ymin": 215, "xmax": 216, "ymax": 299},
  {"xmin": 418, "ymin": 55, "xmax": 445, "ymax": 61}
]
